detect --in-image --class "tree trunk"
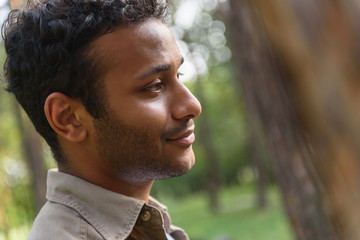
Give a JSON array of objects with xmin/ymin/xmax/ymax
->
[
  {"xmin": 195, "ymin": 78, "xmax": 221, "ymax": 213},
  {"xmin": 13, "ymin": 101, "xmax": 46, "ymax": 211},
  {"xmin": 250, "ymin": 132, "xmax": 268, "ymax": 209},
  {"xmin": 223, "ymin": 0, "xmax": 360, "ymax": 239},
  {"xmin": 225, "ymin": 3, "xmax": 330, "ymax": 238}
]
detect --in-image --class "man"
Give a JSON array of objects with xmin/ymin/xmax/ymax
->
[{"xmin": 3, "ymin": 0, "xmax": 201, "ymax": 239}]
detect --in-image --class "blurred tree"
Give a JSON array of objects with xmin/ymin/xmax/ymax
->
[
  {"xmin": 13, "ymin": 101, "xmax": 46, "ymax": 211},
  {"xmin": 216, "ymin": 1, "xmax": 271, "ymax": 209},
  {"xmin": 249, "ymin": 130, "xmax": 269, "ymax": 209},
  {"xmin": 194, "ymin": 77, "xmax": 221, "ymax": 212},
  {"xmin": 225, "ymin": 0, "xmax": 360, "ymax": 239}
]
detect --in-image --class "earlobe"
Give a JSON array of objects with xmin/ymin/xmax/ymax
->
[{"xmin": 44, "ymin": 92, "xmax": 88, "ymax": 142}]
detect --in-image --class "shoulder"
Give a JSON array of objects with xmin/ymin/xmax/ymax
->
[{"xmin": 27, "ymin": 201, "xmax": 103, "ymax": 240}]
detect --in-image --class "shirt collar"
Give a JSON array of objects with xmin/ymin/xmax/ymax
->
[{"xmin": 46, "ymin": 169, "xmax": 146, "ymax": 240}]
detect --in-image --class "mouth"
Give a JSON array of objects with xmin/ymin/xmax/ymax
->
[{"xmin": 166, "ymin": 127, "xmax": 195, "ymax": 147}]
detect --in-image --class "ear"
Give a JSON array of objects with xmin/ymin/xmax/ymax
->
[{"xmin": 44, "ymin": 92, "xmax": 88, "ymax": 142}]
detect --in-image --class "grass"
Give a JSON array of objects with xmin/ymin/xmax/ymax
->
[
  {"xmin": 0, "ymin": 184, "xmax": 294, "ymax": 240},
  {"xmin": 157, "ymin": 184, "xmax": 294, "ymax": 240}
]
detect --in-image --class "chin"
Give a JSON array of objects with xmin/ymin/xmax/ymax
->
[
  {"xmin": 172, "ymin": 153, "xmax": 196, "ymax": 175},
  {"xmin": 154, "ymin": 154, "xmax": 195, "ymax": 180}
]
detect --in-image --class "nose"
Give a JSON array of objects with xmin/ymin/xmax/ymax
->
[{"xmin": 171, "ymin": 82, "xmax": 202, "ymax": 121}]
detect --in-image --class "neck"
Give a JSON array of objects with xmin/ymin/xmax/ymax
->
[{"xmin": 59, "ymin": 164, "xmax": 154, "ymax": 203}]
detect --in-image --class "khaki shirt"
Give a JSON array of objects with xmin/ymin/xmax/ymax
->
[{"xmin": 28, "ymin": 170, "xmax": 189, "ymax": 240}]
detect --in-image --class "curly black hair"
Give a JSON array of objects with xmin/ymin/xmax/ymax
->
[{"xmin": 2, "ymin": 0, "xmax": 168, "ymax": 163}]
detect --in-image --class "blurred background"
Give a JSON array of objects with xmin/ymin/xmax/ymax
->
[{"xmin": 3, "ymin": 0, "xmax": 360, "ymax": 239}]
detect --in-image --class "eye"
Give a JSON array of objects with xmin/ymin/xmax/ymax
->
[
  {"xmin": 177, "ymin": 72, "xmax": 184, "ymax": 79},
  {"xmin": 144, "ymin": 82, "xmax": 164, "ymax": 93}
]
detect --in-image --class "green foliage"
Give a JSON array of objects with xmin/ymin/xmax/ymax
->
[
  {"xmin": 6, "ymin": 182, "xmax": 35, "ymax": 227},
  {"xmin": 200, "ymin": 65, "xmax": 250, "ymax": 185}
]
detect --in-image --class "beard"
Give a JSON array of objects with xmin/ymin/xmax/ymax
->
[{"xmin": 93, "ymin": 111, "xmax": 193, "ymax": 183}]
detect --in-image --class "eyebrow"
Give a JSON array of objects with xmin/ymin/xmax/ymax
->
[{"xmin": 136, "ymin": 57, "xmax": 184, "ymax": 80}]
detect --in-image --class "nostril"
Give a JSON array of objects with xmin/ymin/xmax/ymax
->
[{"xmin": 185, "ymin": 114, "xmax": 196, "ymax": 120}]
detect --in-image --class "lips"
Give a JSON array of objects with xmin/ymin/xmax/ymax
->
[{"xmin": 166, "ymin": 127, "xmax": 196, "ymax": 146}]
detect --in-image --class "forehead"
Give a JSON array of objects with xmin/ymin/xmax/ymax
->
[{"xmin": 90, "ymin": 19, "xmax": 181, "ymax": 77}]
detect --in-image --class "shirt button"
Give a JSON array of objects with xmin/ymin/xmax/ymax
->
[{"xmin": 141, "ymin": 210, "xmax": 151, "ymax": 221}]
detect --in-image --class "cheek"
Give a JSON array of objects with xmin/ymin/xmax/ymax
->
[{"xmin": 113, "ymin": 100, "xmax": 169, "ymax": 131}]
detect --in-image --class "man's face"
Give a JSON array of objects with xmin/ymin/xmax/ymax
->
[{"xmin": 90, "ymin": 19, "xmax": 201, "ymax": 182}]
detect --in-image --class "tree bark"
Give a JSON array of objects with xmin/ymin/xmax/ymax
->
[
  {"xmin": 245, "ymin": 2, "xmax": 360, "ymax": 239},
  {"xmin": 223, "ymin": 0, "xmax": 360, "ymax": 239}
]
